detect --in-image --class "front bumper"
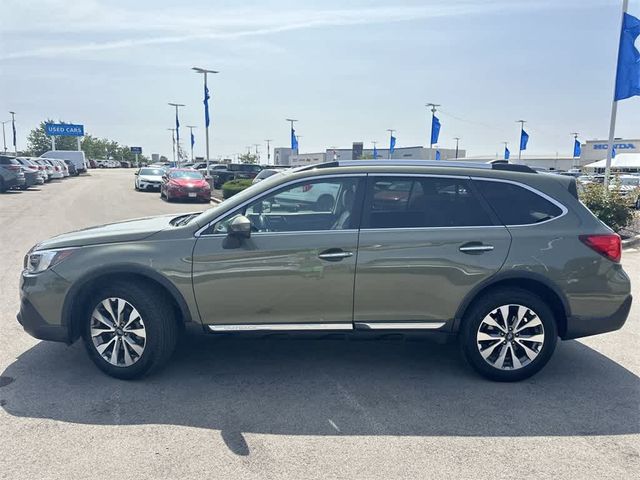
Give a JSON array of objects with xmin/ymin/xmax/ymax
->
[
  {"xmin": 17, "ymin": 269, "xmax": 72, "ymax": 343},
  {"xmin": 139, "ymin": 181, "xmax": 161, "ymax": 190},
  {"xmin": 563, "ymin": 295, "xmax": 632, "ymax": 340},
  {"xmin": 169, "ymin": 188, "xmax": 211, "ymax": 200}
]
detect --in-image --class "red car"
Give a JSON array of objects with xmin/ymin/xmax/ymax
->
[{"xmin": 160, "ymin": 168, "xmax": 211, "ymax": 202}]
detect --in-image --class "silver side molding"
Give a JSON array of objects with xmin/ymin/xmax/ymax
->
[
  {"xmin": 207, "ymin": 323, "xmax": 353, "ymax": 332},
  {"xmin": 354, "ymin": 322, "xmax": 446, "ymax": 330}
]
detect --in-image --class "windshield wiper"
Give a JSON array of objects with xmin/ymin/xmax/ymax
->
[{"xmin": 170, "ymin": 213, "xmax": 199, "ymax": 227}]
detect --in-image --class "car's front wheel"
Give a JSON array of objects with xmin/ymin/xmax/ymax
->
[
  {"xmin": 82, "ymin": 281, "xmax": 178, "ymax": 379},
  {"xmin": 460, "ymin": 288, "xmax": 557, "ymax": 382}
]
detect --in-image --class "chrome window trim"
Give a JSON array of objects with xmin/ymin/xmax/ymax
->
[
  {"xmin": 208, "ymin": 323, "xmax": 353, "ymax": 332},
  {"xmin": 470, "ymin": 177, "xmax": 568, "ymax": 227},
  {"xmin": 194, "ymin": 173, "xmax": 366, "ymax": 237}
]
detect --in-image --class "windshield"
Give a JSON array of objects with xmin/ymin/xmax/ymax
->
[
  {"xmin": 140, "ymin": 168, "xmax": 164, "ymax": 176},
  {"xmin": 619, "ymin": 177, "xmax": 640, "ymax": 186},
  {"xmin": 170, "ymin": 170, "xmax": 203, "ymax": 179}
]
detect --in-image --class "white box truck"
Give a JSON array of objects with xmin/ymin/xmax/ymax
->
[{"xmin": 40, "ymin": 150, "xmax": 87, "ymax": 173}]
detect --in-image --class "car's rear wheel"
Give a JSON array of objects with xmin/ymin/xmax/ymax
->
[
  {"xmin": 460, "ymin": 288, "xmax": 557, "ymax": 382},
  {"xmin": 82, "ymin": 281, "xmax": 178, "ymax": 379}
]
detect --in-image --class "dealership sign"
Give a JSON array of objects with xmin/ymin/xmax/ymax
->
[
  {"xmin": 45, "ymin": 123, "xmax": 84, "ymax": 137},
  {"xmin": 593, "ymin": 143, "xmax": 636, "ymax": 150},
  {"xmin": 130, "ymin": 146, "xmax": 142, "ymax": 154}
]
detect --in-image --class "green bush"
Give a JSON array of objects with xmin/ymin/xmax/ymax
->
[
  {"xmin": 222, "ymin": 179, "xmax": 253, "ymax": 199},
  {"xmin": 580, "ymin": 182, "xmax": 634, "ymax": 233}
]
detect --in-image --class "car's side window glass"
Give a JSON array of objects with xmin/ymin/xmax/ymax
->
[
  {"xmin": 212, "ymin": 177, "xmax": 361, "ymax": 234},
  {"xmin": 364, "ymin": 176, "xmax": 494, "ymax": 228},
  {"xmin": 475, "ymin": 180, "xmax": 562, "ymax": 225}
]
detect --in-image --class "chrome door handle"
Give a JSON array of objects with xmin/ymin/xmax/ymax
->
[
  {"xmin": 318, "ymin": 250, "xmax": 353, "ymax": 261},
  {"xmin": 459, "ymin": 244, "xmax": 494, "ymax": 253}
]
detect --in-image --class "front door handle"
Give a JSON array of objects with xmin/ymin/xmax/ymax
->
[
  {"xmin": 459, "ymin": 243, "xmax": 494, "ymax": 254},
  {"xmin": 318, "ymin": 249, "xmax": 353, "ymax": 261}
]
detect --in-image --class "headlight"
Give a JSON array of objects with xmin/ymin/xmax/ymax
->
[{"xmin": 24, "ymin": 248, "xmax": 76, "ymax": 274}]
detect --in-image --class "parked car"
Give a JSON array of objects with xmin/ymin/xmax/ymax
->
[
  {"xmin": 64, "ymin": 160, "xmax": 79, "ymax": 176},
  {"xmin": 16, "ymin": 157, "xmax": 46, "ymax": 185},
  {"xmin": 252, "ymin": 166, "xmax": 289, "ymax": 184},
  {"xmin": 160, "ymin": 168, "xmax": 211, "ymax": 202},
  {"xmin": 40, "ymin": 150, "xmax": 87, "ymax": 174},
  {"xmin": 33, "ymin": 159, "xmax": 54, "ymax": 181},
  {"xmin": 134, "ymin": 167, "xmax": 165, "ymax": 191},
  {"xmin": 87, "ymin": 159, "xmax": 98, "ymax": 169},
  {"xmin": 610, "ymin": 175, "xmax": 640, "ymax": 209},
  {"xmin": 0, "ymin": 155, "xmax": 26, "ymax": 191},
  {"xmin": 41, "ymin": 158, "xmax": 65, "ymax": 179},
  {"xmin": 203, "ymin": 163, "xmax": 262, "ymax": 188},
  {"xmin": 17, "ymin": 160, "xmax": 631, "ymax": 381}
]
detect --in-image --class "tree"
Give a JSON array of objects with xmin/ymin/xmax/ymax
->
[{"xmin": 238, "ymin": 152, "xmax": 258, "ymax": 164}]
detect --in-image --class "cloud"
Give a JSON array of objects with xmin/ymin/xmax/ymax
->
[{"xmin": 0, "ymin": 0, "xmax": 611, "ymax": 61}]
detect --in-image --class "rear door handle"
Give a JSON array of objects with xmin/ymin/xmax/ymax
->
[
  {"xmin": 318, "ymin": 249, "xmax": 353, "ymax": 261},
  {"xmin": 459, "ymin": 243, "xmax": 494, "ymax": 253}
]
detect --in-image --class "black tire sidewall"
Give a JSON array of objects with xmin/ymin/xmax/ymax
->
[
  {"xmin": 461, "ymin": 288, "xmax": 557, "ymax": 382},
  {"xmin": 81, "ymin": 282, "xmax": 176, "ymax": 379}
]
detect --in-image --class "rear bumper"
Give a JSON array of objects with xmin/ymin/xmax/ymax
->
[{"xmin": 563, "ymin": 295, "xmax": 632, "ymax": 340}]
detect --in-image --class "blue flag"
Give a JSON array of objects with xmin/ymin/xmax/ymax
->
[
  {"xmin": 612, "ymin": 146, "xmax": 617, "ymax": 158},
  {"xmin": 573, "ymin": 139, "xmax": 581, "ymax": 158},
  {"xmin": 191, "ymin": 131, "xmax": 195, "ymax": 149},
  {"xmin": 175, "ymin": 111, "xmax": 180, "ymax": 145},
  {"xmin": 520, "ymin": 129, "xmax": 529, "ymax": 151},
  {"xmin": 431, "ymin": 115, "xmax": 441, "ymax": 145},
  {"xmin": 389, "ymin": 135, "xmax": 396, "ymax": 154},
  {"xmin": 373, "ymin": 144, "xmax": 378, "ymax": 159},
  {"xmin": 504, "ymin": 146, "xmax": 510, "ymax": 160},
  {"xmin": 615, "ymin": 13, "xmax": 640, "ymax": 101},
  {"xmin": 291, "ymin": 128, "xmax": 298, "ymax": 151},
  {"xmin": 204, "ymin": 85, "xmax": 211, "ymax": 128},
  {"xmin": 435, "ymin": 150, "xmax": 441, "ymax": 160},
  {"xmin": 12, "ymin": 118, "xmax": 16, "ymax": 147}
]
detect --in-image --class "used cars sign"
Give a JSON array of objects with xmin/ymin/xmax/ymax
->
[{"xmin": 45, "ymin": 123, "xmax": 85, "ymax": 137}]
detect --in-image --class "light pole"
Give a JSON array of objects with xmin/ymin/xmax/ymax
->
[
  {"xmin": 192, "ymin": 67, "xmax": 219, "ymax": 173},
  {"xmin": 571, "ymin": 132, "xmax": 579, "ymax": 169},
  {"xmin": 253, "ymin": 144, "xmax": 260, "ymax": 163},
  {"xmin": 516, "ymin": 119, "xmax": 527, "ymax": 163},
  {"xmin": 453, "ymin": 137, "xmax": 461, "ymax": 159},
  {"xmin": 286, "ymin": 118, "xmax": 298, "ymax": 153},
  {"xmin": 186, "ymin": 125, "xmax": 197, "ymax": 162},
  {"xmin": 168, "ymin": 103, "xmax": 185, "ymax": 165},
  {"xmin": 387, "ymin": 129, "xmax": 395, "ymax": 159},
  {"xmin": 9, "ymin": 111, "xmax": 17, "ymax": 157},
  {"xmin": 167, "ymin": 128, "xmax": 176, "ymax": 164},
  {"xmin": 426, "ymin": 103, "xmax": 440, "ymax": 159},
  {"xmin": 264, "ymin": 139, "xmax": 273, "ymax": 165},
  {"xmin": 0, "ymin": 120, "xmax": 8, "ymax": 152}
]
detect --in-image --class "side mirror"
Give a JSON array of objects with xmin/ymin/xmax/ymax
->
[
  {"xmin": 162, "ymin": 175, "xmax": 167, "ymax": 181},
  {"xmin": 134, "ymin": 171, "xmax": 139, "ymax": 175},
  {"xmin": 228, "ymin": 215, "xmax": 251, "ymax": 239}
]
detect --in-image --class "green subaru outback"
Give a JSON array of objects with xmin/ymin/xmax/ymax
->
[{"xmin": 18, "ymin": 161, "xmax": 632, "ymax": 381}]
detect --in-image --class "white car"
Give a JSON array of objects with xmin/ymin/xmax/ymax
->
[
  {"xmin": 610, "ymin": 175, "xmax": 640, "ymax": 209},
  {"xmin": 41, "ymin": 158, "xmax": 65, "ymax": 179},
  {"xmin": 134, "ymin": 167, "xmax": 165, "ymax": 191}
]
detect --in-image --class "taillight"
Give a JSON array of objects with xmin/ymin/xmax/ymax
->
[
  {"xmin": 8, "ymin": 165, "xmax": 21, "ymax": 172},
  {"xmin": 579, "ymin": 234, "xmax": 621, "ymax": 263},
  {"xmin": 55, "ymin": 166, "xmax": 60, "ymax": 171}
]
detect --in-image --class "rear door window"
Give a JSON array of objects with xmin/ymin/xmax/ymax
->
[
  {"xmin": 474, "ymin": 180, "xmax": 563, "ymax": 225},
  {"xmin": 362, "ymin": 176, "xmax": 495, "ymax": 228}
]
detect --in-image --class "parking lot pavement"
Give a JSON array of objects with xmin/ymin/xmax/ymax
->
[{"xmin": 0, "ymin": 169, "xmax": 638, "ymax": 479}]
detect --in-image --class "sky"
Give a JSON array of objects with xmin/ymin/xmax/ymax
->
[{"xmin": 1, "ymin": 0, "xmax": 639, "ymax": 160}]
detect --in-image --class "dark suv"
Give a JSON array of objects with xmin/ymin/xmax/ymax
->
[
  {"xmin": 17, "ymin": 160, "xmax": 631, "ymax": 381},
  {"xmin": 0, "ymin": 155, "xmax": 26, "ymax": 192},
  {"xmin": 205, "ymin": 163, "xmax": 262, "ymax": 188}
]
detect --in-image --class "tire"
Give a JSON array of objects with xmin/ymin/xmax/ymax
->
[
  {"xmin": 81, "ymin": 281, "xmax": 178, "ymax": 379},
  {"xmin": 0, "ymin": 179, "xmax": 5, "ymax": 193},
  {"xmin": 134, "ymin": 182, "xmax": 139, "ymax": 191},
  {"xmin": 636, "ymin": 197, "xmax": 640, "ymax": 210},
  {"xmin": 460, "ymin": 287, "xmax": 557, "ymax": 382}
]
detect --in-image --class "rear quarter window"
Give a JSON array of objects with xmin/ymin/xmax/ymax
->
[{"xmin": 474, "ymin": 180, "xmax": 563, "ymax": 225}]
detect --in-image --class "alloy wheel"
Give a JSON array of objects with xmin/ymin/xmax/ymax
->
[
  {"xmin": 90, "ymin": 297, "xmax": 147, "ymax": 367},
  {"xmin": 476, "ymin": 304, "xmax": 545, "ymax": 370}
]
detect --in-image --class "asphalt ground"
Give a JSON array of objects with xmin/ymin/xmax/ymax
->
[{"xmin": 0, "ymin": 169, "xmax": 638, "ymax": 479}]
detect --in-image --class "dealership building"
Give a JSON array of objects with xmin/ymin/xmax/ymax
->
[{"xmin": 274, "ymin": 144, "xmax": 465, "ymax": 167}]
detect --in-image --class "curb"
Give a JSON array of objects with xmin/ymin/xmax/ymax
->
[
  {"xmin": 211, "ymin": 196, "xmax": 223, "ymax": 204},
  {"xmin": 622, "ymin": 234, "xmax": 640, "ymax": 249}
]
